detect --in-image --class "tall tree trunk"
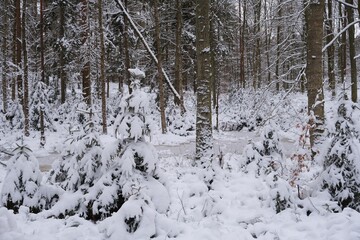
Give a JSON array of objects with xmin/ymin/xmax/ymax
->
[
  {"xmin": 22, "ymin": 0, "xmax": 29, "ymax": 136},
  {"xmin": 305, "ymin": 0, "xmax": 325, "ymax": 152},
  {"xmin": 345, "ymin": 0, "xmax": 357, "ymax": 102},
  {"xmin": 15, "ymin": 0, "xmax": 22, "ymax": 102},
  {"xmin": 40, "ymin": 0, "xmax": 46, "ymax": 84},
  {"xmin": 80, "ymin": 0, "xmax": 91, "ymax": 106},
  {"xmin": 195, "ymin": 0, "xmax": 213, "ymax": 169},
  {"xmin": 154, "ymin": 0, "xmax": 167, "ymax": 134},
  {"xmin": 253, "ymin": 0, "xmax": 261, "ymax": 90},
  {"xmin": 275, "ymin": 0, "xmax": 282, "ymax": 91},
  {"xmin": 240, "ymin": 0, "xmax": 246, "ymax": 88},
  {"xmin": 59, "ymin": 2, "xmax": 66, "ymax": 104},
  {"xmin": 338, "ymin": 3, "xmax": 346, "ymax": 83},
  {"xmin": 99, "ymin": 0, "xmax": 107, "ymax": 134},
  {"xmin": 326, "ymin": 0, "xmax": 335, "ymax": 98},
  {"xmin": 123, "ymin": 0, "xmax": 131, "ymax": 93},
  {"xmin": 2, "ymin": 0, "xmax": 8, "ymax": 112},
  {"xmin": 174, "ymin": 0, "xmax": 184, "ymax": 107},
  {"xmin": 12, "ymin": 0, "xmax": 17, "ymax": 101}
]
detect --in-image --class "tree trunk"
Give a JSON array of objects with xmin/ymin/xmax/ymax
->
[
  {"xmin": 174, "ymin": 0, "xmax": 184, "ymax": 107},
  {"xmin": 22, "ymin": 0, "xmax": 29, "ymax": 136},
  {"xmin": 345, "ymin": 0, "xmax": 357, "ymax": 103},
  {"xmin": 80, "ymin": 0, "xmax": 91, "ymax": 106},
  {"xmin": 15, "ymin": 0, "xmax": 22, "ymax": 102},
  {"xmin": 12, "ymin": 0, "xmax": 17, "ymax": 101},
  {"xmin": 240, "ymin": 0, "xmax": 246, "ymax": 88},
  {"xmin": 305, "ymin": 0, "xmax": 325, "ymax": 151},
  {"xmin": 2, "ymin": 0, "xmax": 8, "ymax": 113},
  {"xmin": 40, "ymin": 0, "xmax": 46, "ymax": 84},
  {"xmin": 99, "ymin": 0, "xmax": 107, "ymax": 134},
  {"xmin": 326, "ymin": 0, "xmax": 335, "ymax": 98},
  {"xmin": 123, "ymin": 0, "xmax": 131, "ymax": 93},
  {"xmin": 195, "ymin": 0, "xmax": 213, "ymax": 168},
  {"xmin": 275, "ymin": 0, "xmax": 282, "ymax": 91},
  {"xmin": 154, "ymin": 0, "xmax": 167, "ymax": 134},
  {"xmin": 59, "ymin": 2, "xmax": 66, "ymax": 104}
]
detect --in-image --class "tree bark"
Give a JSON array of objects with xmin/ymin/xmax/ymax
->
[
  {"xmin": 99, "ymin": 0, "xmax": 107, "ymax": 134},
  {"xmin": 195, "ymin": 0, "xmax": 213, "ymax": 168},
  {"xmin": 174, "ymin": 0, "xmax": 184, "ymax": 107},
  {"xmin": 305, "ymin": 0, "xmax": 325, "ymax": 151},
  {"xmin": 2, "ymin": 0, "xmax": 8, "ymax": 113},
  {"xmin": 275, "ymin": 0, "xmax": 282, "ymax": 91},
  {"xmin": 15, "ymin": 0, "xmax": 22, "ymax": 102},
  {"xmin": 22, "ymin": 0, "xmax": 29, "ymax": 136},
  {"xmin": 123, "ymin": 0, "xmax": 131, "ymax": 93},
  {"xmin": 154, "ymin": 0, "xmax": 167, "ymax": 134},
  {"xmin": 345, "ymin": 0, "xmax": 357, "ymax": 102},
  {"xmin": 80, "ymin": 0, "xmax": 91, "ymax": 106},
  {"xmin": 326, "ymin": 0, "xmax": 335, "ymax": 98},
  {"xmin": 59, "ymin": 2, "xmax": 66, "ymax": 104},
  {"xmin": 40, "ymin": 0, "xmax": 46, "ymax": 84}
]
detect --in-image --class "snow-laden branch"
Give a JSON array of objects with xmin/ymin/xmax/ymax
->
[
  {"xmin": 113, "ymin": 0, "xmax": 182, "ymax": 103},
  {"xmin": 322, "ymin": 19, "xmax": 360, "ymax": 53},
  {"xmin": 335, "ymin": 0, "xmax": 358, "ymax": 9}
]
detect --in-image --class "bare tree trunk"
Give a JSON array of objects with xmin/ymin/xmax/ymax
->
[
  {"xmin": 253, "ymin": 0, "xmax": 261, "ymax": 90},
  {"xmin": 240, "ymin": 0, "xmax": 246, "ymax": 88},
  {"xmin": 80, "ymin": 0, "xmax": 91, "ymax": 106},
  {"xmin": 40, "ymin": 108, "xmax": 45, "ymax": 146},
  {"xmin": 98, "ymin": 0, "xmax": 107, "ymax": 134},
  {"xmin": 174, "ymin": 0, "xmax": 184, "ymax": 107},
  {"xmin": 60, "ymin": 2, "xmax": 66, "ymax": 104},
  {"xmin": 326, "ymin": 0, "xmax": 335, "ymax": 98},
  {"xmin": 195, "ymin": 0, "xmax": 213, "ymax": 168},
  {"xmin": 2, "ymin": 0, "xmax": 8, "ymax": 112},
  {"xmin": 345, "ymin": 0, "xmax": 357, "ymax": 102},
  {"xmin": 305, "ymin": 0, "xmax": 325, "ymax": 152},
  {"xmin": 16, "ymin": 0, "xmax": 22, "ymax": 102},
  {"xmin": 40, "ymin": 0, "xmax": 46, "ymax": 84},
  {"xmin": 12, "ymin": 0, "xmax": 17, "ymax": 101},
  {"xmin": 275, "ymin": 0, "xmax": 282, "ymax": 91},
  {"xmin": 22, "ymin": 0, "xmax": 29, "ymax": 136},
  {"xmin": 123, "ymin": 0, "xmax": 131, "ymax": 93},
  {"xmin": 338, "ymin": 3, "xmax": 346, "ymax": 84},
  {"xmin": 154, "ymin": 0, "xmax": 167, "ymax": 134}
]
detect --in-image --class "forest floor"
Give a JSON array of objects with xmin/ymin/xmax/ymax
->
[{"xmin": 1, "ymin": 128, "xmax": 360, "ymax": 240}]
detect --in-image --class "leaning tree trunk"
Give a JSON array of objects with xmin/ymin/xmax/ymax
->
[
  {"xmin": 305, "ymin": 0, "xmax": 325, "ymax": 152},
  {"xmin": 195, "ymin": 0, "xmax": 213, "ymax": 169}
]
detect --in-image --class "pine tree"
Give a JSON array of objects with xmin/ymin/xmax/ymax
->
[
  {"xmin": 322, "ymin": 94, "xmax": 360, "ymax": 210},
  {"xmin": 0, "ymin": 143, "xmax": 42, "ymax": 213}
]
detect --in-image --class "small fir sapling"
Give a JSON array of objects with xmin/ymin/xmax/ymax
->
[
  {"xmin": 84, "ymin": 69, "xmax": 170, "ymax": 228},
  {"xmin": 322, "ymin": 94, "xmax": 360, "ymax": 211},
  {"xmin": 4, "ymin": 101, "xmax": 24, "ymax": 130},
  {"xmin": 29, "ymin": 81, "xmax": 54, "ymax": 132},
  {"xmin": 0, "ymin": 143, "xmax": 42, "ymax": 213}
]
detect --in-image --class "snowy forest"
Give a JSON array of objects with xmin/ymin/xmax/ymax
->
[{"xmin": 1, "ymin": 0, "xmax": 360, "ymax": 239}]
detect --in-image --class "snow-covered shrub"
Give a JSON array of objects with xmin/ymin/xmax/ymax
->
[
  {"xmin": 3, "ymin": 101, "xmax": 24, "ymax": 130},
  {"xmin": 321, "ymin": 95, "xmax": 360, "ymax": 211},
  {"xmin": 83, "ymin": 69, "xmax": 170, "ymax": 222},
  {"xmin": 29, "ymin": 81, "xmax": 55, "ymax": 131},
  {"xmin": 48, "ymin": 121, "xmax": 103, "ymax": 192},
  {"xmin": 166, "ymin": 101, "xmax": 195, "ymax": 136},
  {"xmin": 0, "ymin": 144, "xmax": 42, "ymax": 213}
]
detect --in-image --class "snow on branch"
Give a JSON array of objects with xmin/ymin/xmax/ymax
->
[{"xmin": 113, "ymin": 0, "xmax": 183, "ymax": 104}]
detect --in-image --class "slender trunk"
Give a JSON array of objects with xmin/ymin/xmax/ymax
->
[
  {"xmin": 40, "ymin": 0, "xmax": 46, "ymax": 84},
  {"xmin": 241, "ymin": 0, "xmax": 246, "ymax": 88},
  {"xmin": 16, "ymin": 0, "xmax": 22, "ymax": 102},
  {"xmin": 174, "ymin": 0, "xmax": 184, "ymax": 107},
  {"xmin": 2, "ymin": 0, "xmax": 8, "ymax": 112},
  {"xmin": 98, "ymin": 0, "xmax": 107, "ymax": 134},
  {"xmin": 40, "ymin": 109, "xmax": 45, "ymax": 146},
  {"xmin": 341, "ymin": 3, "xmax": 347, "ymax": 82},
  {"xmin": 326, "ymin": 0, "xmax": 335, "ymax": 97},
  {"xmin": 154, "ymin": 0, "xmax": 167, "ymax": 134},
  {"xmin": 22, "ymin": 0, "xmax": 29, "ymax": 136},
  {"xmin": 123, "ymin": 0, "xmax": 131, "ymax": 93},
  {"xmin": 12, "ymin": 0, "xmax": 17, "ymax": 101},
  {"xmin": 345, "ymin": 0, "xmax": 357, "ymax": 102},
  {"xmin": 275, "ymin": 0, "xmax": 282, "ymax": 91},
  {"xmin": 306, "ymin": 0, "xmax": 325, "ymax": 151},
  {"xmin": 80, "ymin": 0, "xmax": 91, "ymax": 106},
  {"xmin": 60, "ymin": 2, "xmax": 66, "ymax": 103}
]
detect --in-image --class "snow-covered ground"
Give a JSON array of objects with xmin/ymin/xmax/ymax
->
[{"xmin": 1, "ymin": 130, "xmax": 360, "ymax": 240}]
